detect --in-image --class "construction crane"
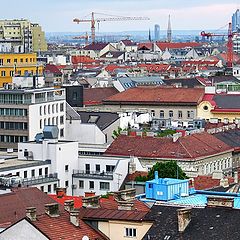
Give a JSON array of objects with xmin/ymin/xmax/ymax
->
[
  {"xmin": 201, "ymin": 22, "xmax": 239, "ymax": 70},
  {"xmin": 73, "ymin": 12, "xmax": 149, "ymax": 43},
  {"xmin": 73, "ymin": 32, "xmax": 90, "ymax": 45}
]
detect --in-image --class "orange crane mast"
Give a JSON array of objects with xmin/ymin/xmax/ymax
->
[{"xmin": 73, "ymin": 12, "xmax": 149, "ymax": 43}]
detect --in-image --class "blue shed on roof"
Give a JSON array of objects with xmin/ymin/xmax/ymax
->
[{"xmin": 145, "ymin": 171, "xmax": 189, "ymax": 201}]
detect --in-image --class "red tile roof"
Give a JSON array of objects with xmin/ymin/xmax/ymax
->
[
  {"xmin": 49, "ymin": 195, "xmax": 83, "ymax": 209},
  {"xmin": 83, "ymin": 43, "xmax": 109, "ymax": 51},
  {"xmin": 138, "ymin": 63, "xmax": 171, "ymax": 73},
  {"xmin": 44, "ymin": 64, "xmax": 62, "ymax": 75},
  {"xmin": 156, "ymin": 41, "xmax": 202, "ymax": 51},
  {"xmin": 105, "ymin": 64, "xmax": 132, "ymax": 73},
  {"xmin": 105, "ymin": 132, "xmax": 233, "ymax": 161},
  {"xmin": 103, "ymin": 86, "xmax": 205, "ymax": 105},
  {"xmin": 121, "ymin": 39, "xmax": 136, "ymax": 46},
  {"xmin": 138, "ymin": 42, "xmax": 154, "ymax": 50},
  {"xmin": 71, "ymin": 56, "xmax": 96, "ymax": 64},
  {"xmin": 84, "ymin": 87, "xmax": 119, "ymax": 106},
  {"xmin": 0, "ymin": 188, "xmax": 57, "ymax": 227},
  {"xmin": 33, "ymin": 211, "xmax": 107, "ymax": 240},
  {"xmin": 181, "ymin": 59, "xmax": 220, "ymax": 67}
]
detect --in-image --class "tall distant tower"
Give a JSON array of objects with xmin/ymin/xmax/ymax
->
[
  {"xmin": 167, "ymin": 14, "xmax": 172, "ymax": 42},
  {"xmin": 148, "ymin": 29, "xmax": 152, "ymax": 42},
  {"xmin": 232, "ymin": 9, "xmax": 240, "ymax": 32},
  {"xmin": 154, "ymin": 24, "xmax": 160, "ymax": 41}
]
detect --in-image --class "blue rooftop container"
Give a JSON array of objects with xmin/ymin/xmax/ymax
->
[{"xmin": 145, "ymin": 171, "xmax": 189, "ymax": 201}]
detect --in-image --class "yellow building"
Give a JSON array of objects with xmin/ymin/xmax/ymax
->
[
  {"xmin": 0, "ymin": 53, "xmax": 43, "ymax": 87},
  {"xmin": 197, "ymin": 94, "xmax": 240, "ymax": 122},
  {"xmin": 0, "ymin": 19, "xmax": 47, "ymax": 52}
]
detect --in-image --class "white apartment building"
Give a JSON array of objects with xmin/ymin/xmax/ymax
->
[{"xmin": 0, "ymin": 87, "xmax": 66, "ymax": 150}]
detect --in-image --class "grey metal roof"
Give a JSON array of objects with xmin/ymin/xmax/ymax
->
[{"xmin": 213, "ymin": 95, "xmax": 240, "ymax": 109}]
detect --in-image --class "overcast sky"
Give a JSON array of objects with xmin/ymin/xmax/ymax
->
[{"xmin": 1, "ymin": 0, "xmax": 240, "ymax": 32}]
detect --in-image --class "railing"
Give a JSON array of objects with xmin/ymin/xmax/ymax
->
[
  {"xmin": 22, "ymin": 173, "xmax": 58, "ymax": 186},
  {"xmin": 72, "ymin": 170, "xmax": 113, "ymax": 180}
]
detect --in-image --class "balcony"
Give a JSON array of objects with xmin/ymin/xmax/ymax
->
[
  {"xmin": 73, "ymin": 170, "xmax": 113, "ymax": 180},
  {"xmin": 22, "ymin": 173, "xmax": 59, "ymax": 186}
]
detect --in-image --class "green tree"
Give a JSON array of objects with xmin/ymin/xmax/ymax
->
[
  {"xmin": 112, "ymin": 127, "xmax": 123, "ymax": 139},
  {"xmin": 148, "ymin": 161, "xmax": 187, "ymax": 180}
]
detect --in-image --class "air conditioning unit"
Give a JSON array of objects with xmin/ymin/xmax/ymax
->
[
  {"xmin": 7, "ymin": 148, "xmax": 14, "ymax": 153},
  {"xmin": 72, "ymin": 184, "xmax": 77, "ymax": 189}
]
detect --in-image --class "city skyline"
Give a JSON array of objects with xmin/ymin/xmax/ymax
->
[{"xmin": 1, "ymin": 0, "xmax": 240, "ymax": 32}]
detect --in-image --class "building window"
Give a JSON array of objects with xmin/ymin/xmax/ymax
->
[
  {"xmin": 125, "ymin": 228, "xmax": 137, "ymax": 237},
  {"xmin": 24, "ymin": 170, "xmax": 27, "ymax": 178},
  {"xmin": 54, "ymin": 184, "xmax": 57, "ymax": 191},
  {"xmin": 60, "ymin": 128, "xmax": 64, "ymax": 137},
  {"xmin": 44, "ymin": 106, "xmax": 46, "ymax": 115},
  {"xmin": 187, "ymin": 111, "xmax": 194, "ymax": 119},
  {"xmin": 65, "ymin": 165, "xmax": 69, "ymax": 172},
  {"xmin": 14, "ymin": 59, "xmax": 17, "ymax": 63},
  {"xmin": 160, "ymin": 110, "xmax": 164, "ymax": 118},
  {"xmin": 151, "ymin": 110, "xmax": 155, "ymax": 117},
  {"xmin": 16, "ymin": 172, "xmax": 20, "ymax": 176},
  {"xmin": 45, "ymin": 167, "xmax": 48, "ymax": 176},
  {"xmin": 60, "ymin": 103, "xmax": 64, "ymax": 112},
  {"xmin": 106, "ymin": 165, "xmax": 115, "ymax": 173},
  {"xmin": 48, "ymin": 185, "xmax": 51, "ymax": 193},
  {"xmin": 31, "ymin": 169, "xmax": 35, "ymax": 177},
  {"xmin": 178, "ymin": 111, "xmax": 183, "ymax": 119},
  {"xmin": 48, "ymin": 105, "xmax": 50, "ymax": 114},
  {"xmin": 7, "ymin": 59, "xmax": 11, "ymax": 64},
  {"xmin": 1, "ymin": 71, "xmax": 6, "ymax": 77},
  {"xmin": 79, "ymin": 180, "xmax": 84, "ymax": 189},
  {"xmin": 60, "ymin": 116, "xmax": 64, "ymax": 124},
  {"xmin": 96, "ymin": 164, "xmax": 100, "ymax": 172},
  {"xmin": 169, "ymin": 110, "xmax": 173, "ymax": 118},
  {"xmin": 40, "ymin": 186, "xmax": 44, "ymax": 192},
  {"xmin": 65, "ymin": 181, "xmax": 69, "ymax": 187},
  {"xmin": 40, "ymin": 119, "xmax": 42, "ymax": 129},
  {"xmin": 10, "ymin": 71, "xmax": 14, "ymax": 77},
  {"xmin": 89, "ymin": 181, "xmax": 94, "ymax": 189},
  {"xmin": 100, "ymin": 182, "xmax": 110, "ymax": 190},
  {"xmin": 39, "ymin": 168, "xmax": 42, "ymax": 176},
  {"xmin": 52, "ymin": 104, "xmax": 55, "ymax": 114},
  {"xmin": 40, "ymin": 106, "xmax": 42, "ymax": 116}
]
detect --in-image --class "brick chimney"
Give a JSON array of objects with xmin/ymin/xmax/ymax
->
[
  {"xmin": 115, "ymin": 188, "xmax": 136, "ymax": 201},
  {"xmin": 70, "ymin": 210, "xmax": 80, "ymax": 227},
  {"xmin": 117, "ymin": 200, "xmax": 135, "ymax": 211},
  {"xmin": 45, "ymin": 203, "xmax": 60, "ymax": 217},
  {"xmin": 177, "ymin": 207, "xmax": 192, "ymax": 232},
  {"xmin": 64, "ymin": 200, "xmax": 74, "ymax": 212},
  {"xmin": 84, "ymin": 192, "xmax": 96, "ymax": 197},
  {"xmin": 26, "ymin": 207, "xmax": 37, "ymax": 221},
  {"xmin": 56, "ymin": 187, "xmax": 66, "ymax": 198},
  {"xmin": 82, "ymin": 195, "xmax": 100, "ymax": 208},
  {"xmin": 207, "ymin": 196, "xmax": 234, "ymax": 208}
]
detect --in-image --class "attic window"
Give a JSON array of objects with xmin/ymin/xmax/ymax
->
[{"xmin": 88, "ymin": 115, "xmax": 99, "ymax": 123}]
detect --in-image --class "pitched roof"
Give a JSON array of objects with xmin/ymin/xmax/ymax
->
[
  {"xmin": 0, "ymin": 188, "xmax": 57, "ymax": 226},
  {"xmin": 105, "ymin": 132, "xmax": 233, "ymax": 160},
  {"xmin": 71, "ymin": 56, "xmax": 96, "ymax": 64},
  {"xmin": 156, "ymin": 41, "xmax": 202, "ymax": 51},
  {"xmin": 83, "ymin": 42, "xmax": 109, "ymax": 51},
  {"xmin": 100, "ymin": 51, "xmax": 125, "ymax": 58},
  {"xmin": 143, "ymin": 205, "xmax": 240, "ymax": 240},
  {"xmin": 44, "ymin": 64, "xmax": 62, "ymax": 75},
  {"xmin": 121, "ymin": 39, "xmax": 136, "ymax": 46},
  {"xmin": 83, "ymin": 87, "xmax": 119, "ymax": 106},
  {"xmin": 33, "ymin": 211, "xmax": 107, "ymax": 240},
  {"xmin": 103, "ymin": 87, "xmax": 205, "ymax": 105},
  {"xmin": 77, "ymin": 111, "xmax": 119, "ymax": 130}
]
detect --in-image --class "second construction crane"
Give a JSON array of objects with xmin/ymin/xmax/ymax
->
[{"xmin": 73, "ymin": 12, "xmax": 150, "ymax": 43}]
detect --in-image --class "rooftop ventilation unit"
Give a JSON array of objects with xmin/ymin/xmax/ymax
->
[{"xmin": 43, "ymin": 125, "xmax": 59, "ymax": 139}]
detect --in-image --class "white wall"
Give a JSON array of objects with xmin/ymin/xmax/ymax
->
[
  {"xmin": 13, "ymin": 77, "xmax": 45, "ymax": 88},
  {"xmin": 0, "ymin": 219, "xmax": 48, "ymax": 240},
  {"xmin": 66, "ymin": 120, "xmax": 106, "ymax": 144}
]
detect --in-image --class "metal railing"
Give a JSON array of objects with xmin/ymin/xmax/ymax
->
[
  {"xmin": 72, "ymin": 170, "xmax": 113, "ymax": 180},
  {"xmin": 22, "ymin": 173, "xmax": 58, "ymax": 186}
]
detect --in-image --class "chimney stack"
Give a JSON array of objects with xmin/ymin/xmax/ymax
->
[
  {"xmin": 207, "ymin": 196, "xmax": 234, "ymax": 208},
  {"xmin": 26, "ymin": 207, "xmax": 37, "ymax": 221},
  {"xmin": 115, "ymin": 188, "xmax": 136, "ymax": 201},
  {"xmin": 82, "ymin": 195, "xmax": 100, "ymax": 208},
  {"xmin": 70, "ymin": 210, "xmax": 80, "ymax": 227},
  {"xmin": 45, "ymin": 203, "xmax": 60, "ymax": 217},
  {"xmin": 117, "ymin": 200, "xmax": 135, "ymax": 211},
  {"xmin": 56, "ymin": 187, "xmax": 66, "ymax": 198},
  {"xmin": 84, "ymin": 192, "xmax": 96, "ymax": 198},
  {"xmin": 64, "ymin": 200, "xmax": 74, "ymax": 212},
  {"xmin": 177, "ymin": 207, "xmax": 192, "ymax": 232}
]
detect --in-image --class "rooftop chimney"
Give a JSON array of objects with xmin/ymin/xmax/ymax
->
[
  {"xmin": 117, "ymin": 200, "xmax": 135, "ymax": 211},
  {"xmin": 115, "ymin": 188, "xmax": 136, "ymax": 201},
  {"xmin": 26, "ymin": 207, "xmax": 37, "ymax": 221},
  {"xmin": 70, "ymin": 210, "xmax": 80, "ymax": 227},
  {"xmin": 56, "ymin": 187, "xmax": 66, "ymax": 198},
  {"xmin": 82, "ymin": 195, "xmax": 100, "ymax": 208},
  {"xmin": 84, "ymin": 192, "xmax": 96, "ymax": 198},
  {"xmin": 45, "ymin": 203, "xmax": 60, "ymax": 217},
  {"xmin": 154, "ymin": 171, "xmax": 159, "ymax": 181},
  {"xmin": 177, "ymin": 207, "xmax": 192, "ymax": 232},
  {"xmin": 207, "ymin": 196, "xmax": 234, "ymax": 208},
  {"xmin": 64, "ymin": 200, "xmax": 74, "ymax": 212}
]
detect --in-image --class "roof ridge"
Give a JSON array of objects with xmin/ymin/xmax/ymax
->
[{"xmin": 178, "ymin": 138, "xmax": 193, "ymax": 158}]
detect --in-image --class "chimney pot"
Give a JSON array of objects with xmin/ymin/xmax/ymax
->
[
  {"xmin": 56, "ymin": 187, "xmax": 66, "ymax": 198},
  {"xmin": 82, "ymin": 195, "xmax": 100, "ymax": 208},
  {"xmin": 115, "ymin": 188, "xmax": 136, "ymax": 201},
  {"xmin": 177, "ymin": 207, "xmax": 192, "ymax": 232},
  {"xmin": 26, "ymin": 207, "xmax": 37, "ymax": 221},
  {"xmin": 70, "ymin": 210, "xmax": 79, "ymax": 227},
  {"xmin": 84, "ymin": 192, "xmax": 96, "ymax": 198},
  {"xmin": 45, "ymin": 203, "xmax": 60, "ymax": 217},
  {"xmin": 64, "ymin": 200, "xmax": 74, "ymax": 212},
  {"xmin": 117, "ymin": 200, "xmax": 135, "ymax": 211}
]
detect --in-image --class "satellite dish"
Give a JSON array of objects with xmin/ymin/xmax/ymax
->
[{"xmin": 82, "ymin": 236, "xmax": 89, "ymax": 240}]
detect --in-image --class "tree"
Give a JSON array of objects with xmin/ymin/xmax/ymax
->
[
  {"xmin": 112, "ymin": 127, "xmax": 123, "ymax": 139},
  {"xmin": 134, "ymin": 161, "xmax": 187, "ymax": 181},
  {"xmin": 148, "ymin": 161, "xmax": 187, "ymax": 180}
]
